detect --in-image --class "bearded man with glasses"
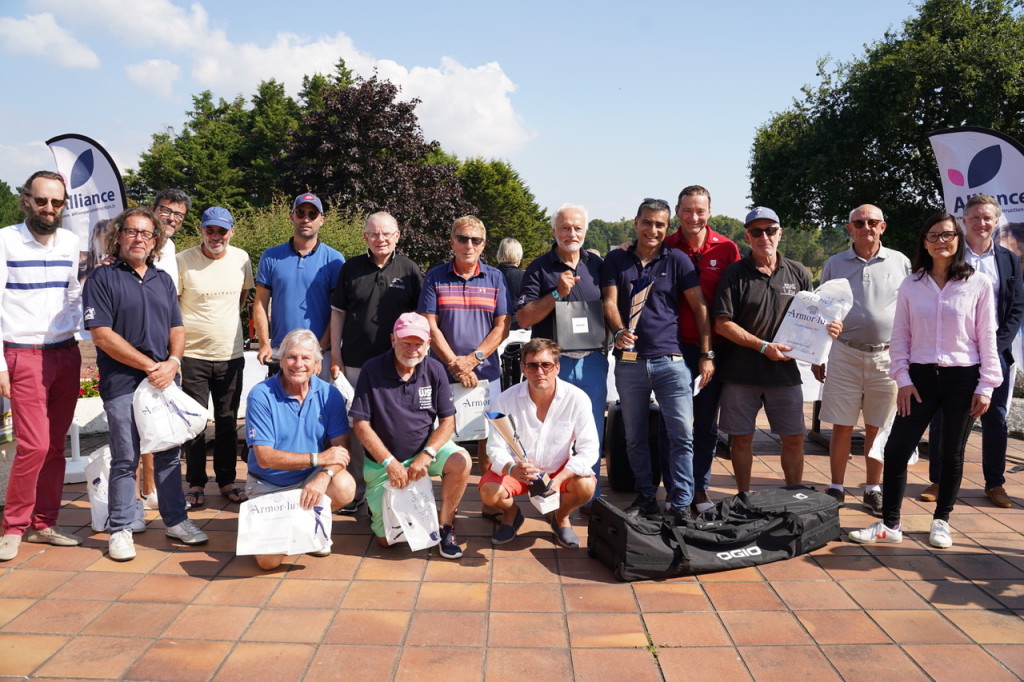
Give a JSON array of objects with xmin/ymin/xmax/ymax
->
[
  {"xmin": 480, "ymin": 338, "xmax": 598, "ymax": 547},
  {"xmin": 811, "ymin": 205, "xmax": 910, "ymax": 514},
  {"xmin": 254, "ymin": 193, "xmax": 345, "ymax": 378},
  {"xmin": 0, "ymin": 171, "xmax": 84, "ymax": 561}
]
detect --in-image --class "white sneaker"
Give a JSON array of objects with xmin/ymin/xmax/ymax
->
[
  {"xmin": 142, "ymin": 491, "xmax": 159, "ymax": 510},
  {"xmin": 0, "ymin": 534, "xmax": 21, "ymax": 561},
  {"xmin": 165, "ymin": 519, "xmax": 209, "ymax": 545},
  {"xmin": 108, "ymin": 529, "xmax": 136, "ymax": 561},
  {"xmin": 848, "ymin": 520, "xmax": 903, "ymax": 544},
  {"xmin": 929, "ymin": 519, "xmax": 953, "ymax": 548},
  {"xmin": 131, "ymin": 518, "xmax": 147, "ymax": 533}
]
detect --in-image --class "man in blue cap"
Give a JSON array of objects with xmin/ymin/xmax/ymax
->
[
  {"xmin": 253, "ymin": 193, "xmax": 344, "ymax": 378},
  {"xmin": 177, "ymin": 207, "xmax": 254, "ymax": 507}
]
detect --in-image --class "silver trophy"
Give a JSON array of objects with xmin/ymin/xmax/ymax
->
[{"xmin": 485, "ymin": 411, "xmax": 554, "ymax": 498}]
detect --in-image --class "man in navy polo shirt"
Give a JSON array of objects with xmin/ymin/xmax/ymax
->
[
  {"xmin": 244, "ymin": 329, "xmax": 357, "ymax": 570},
  {"xmin": 83, "ymin": 207, "xmax": 208, "ymax": 562},
  {"xmin": 517, "ymin": 203, "xmax": 606, "ymax": 505},
  {"xmin": 418, "ymin": 215, "xmax": 510, "ymax": 477},
  {"xmin": 350, "ymin": 313, "xmax": 472, "ymax": 559},
  {"xmin": 253, "ymin": 192, "xmax": 344, "ymax": 377},
  {"xmin": 601, "ymin": 198, "xmax": 713, "ymax": 523}
]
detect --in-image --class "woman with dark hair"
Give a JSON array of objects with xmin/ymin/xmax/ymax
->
[{"xmin": 849, "ymin": 212, "xmax": 1000, "ymax": 549}]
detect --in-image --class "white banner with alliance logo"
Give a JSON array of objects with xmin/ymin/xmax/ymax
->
[
  {"xmin": 46, "ymin": 133, "xmax": 127, "ymax": 279},
  {"xmin": 928, "ymin": 126, "xmax": 1024, "ymax": 225}
]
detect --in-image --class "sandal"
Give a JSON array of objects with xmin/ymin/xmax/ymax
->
[
  {"xmin": 185, "ymin": 488, "xmax": 204, "ymax": 508},
  {"xmin": 220, "ymin": 486, "xmax": 247, "ymax": 504}
]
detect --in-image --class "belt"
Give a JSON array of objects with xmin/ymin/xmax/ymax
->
[
  {"xmin": 841, "ymin": 339, "xmax": 889, "ymax": 353},
  {"xmin": 5, "ymin": 339, "xmax": 78, "ymax": 351},
  {"xmin": 562, "ymin": 350, "xmax": 593, "ymax": 359}
]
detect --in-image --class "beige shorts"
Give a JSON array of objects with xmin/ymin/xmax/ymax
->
[{"xmin": 819, "ymin": 341, "xmax": 897, "ymax": 427}]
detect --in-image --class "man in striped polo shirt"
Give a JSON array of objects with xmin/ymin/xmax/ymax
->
[{"xmin": 0, "ymin": 171, "xmax": 83, "ymax": 561}]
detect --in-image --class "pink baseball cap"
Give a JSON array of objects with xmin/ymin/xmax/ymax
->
[{"xmin": 393, "ymin": 312, "xmax": 430, "ymax": 341}]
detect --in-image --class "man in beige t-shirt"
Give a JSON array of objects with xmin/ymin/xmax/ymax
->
[{"xmin": 177, "ymin": 206, "xmax": 254, "ymax": 506}]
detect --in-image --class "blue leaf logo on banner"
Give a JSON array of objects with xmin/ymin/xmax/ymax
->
[
  {"xmin": 968, "ymin": 145, "xmax": 1002, "ymax": 187},
  {"xmin": 69, "ymin": 149, "xmax": 94, "ymax": 189}
]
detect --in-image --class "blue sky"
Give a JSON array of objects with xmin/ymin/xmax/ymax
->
[{"xmin": 0, "ymin": 0, "xmax": 920, "ymax": 224}]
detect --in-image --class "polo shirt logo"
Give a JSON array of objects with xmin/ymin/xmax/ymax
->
[
  {"xmin": 84, "ymin": 306, "xmax": 95, "ymax": 321},
  {"xmin": 782, "ymin": 283, "xmax": 797, "ymax": 296},
  {"xmin": 418, "ymin": 386, "xmax": 432, "ymax": 409},
  {"xmin": 389, "ymin": 278, "xmax": 406, "ymax": 289},
  {"xmin": 248, "ymin": 426, "xmax": 257, "ymax": 439}
]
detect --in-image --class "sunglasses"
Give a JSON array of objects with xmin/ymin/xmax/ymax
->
[
  {"xmin": 203, "ymin": 226, "xmax": 231, "ymax": 236},
  {"xmin": 850, "ymin": 219, "xmax": 882, "ymax": 229},
  {"xmin": 120, "ymin": 228, "xmax": 155, "ymax": 241},
  {"xmin": 522, "ymin": 361, "xmax": 557, "ymax": 373},
  {"xmin": 29, "ymin": 196, "xmax": 65, "ymax": 209},
  {"xmin": 294, "ymin": 208, "xmax": 320, "ymax": 219},
  {"xmin": 747, "ymin": 226, "xmax": 780, "ymax": 238},
  {"xmin": 924, "ymin": 231, "xmax": 957, "ymax": 243},
  {"xmin": 454, "ymin": 234, "xmax": 484, "ymax": 246}
]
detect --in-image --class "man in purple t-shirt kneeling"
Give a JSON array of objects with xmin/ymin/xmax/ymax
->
[{"xmin": 350, "ymin": 313, "xmax": 472, "ymax": 559}]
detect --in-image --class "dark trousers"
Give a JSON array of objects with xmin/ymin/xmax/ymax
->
[
  {"xmin": 682, "ymin": 342, "xmax": 725, "ymax": 492},
  {"xmin": 928, "ymin": 354, "xmax": 1010, "ymax": 490},
  {"xmin": 181, "ymin": 356, "xmax": 245, "ymax": 488},
  {"xmin": 882, "ymin": 364, "xmax": 979, "ymax": 528}
]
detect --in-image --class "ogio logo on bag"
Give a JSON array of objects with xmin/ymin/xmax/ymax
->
[
  {"xmin": 792, "ymin": 493, "xmax": 808, "ymax": 500},
  {"xmin": 717, "ymin": 546, "xmax": 763, "ymax": 561}
]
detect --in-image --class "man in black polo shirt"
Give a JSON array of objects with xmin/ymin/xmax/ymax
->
[
  {"xmin": 601, "ymin": 198, "xmax": 714, "ymax": 522},
  {"xmin": 329, "ymin": 212, "xmax": 423, "ymax": 510},
  {"xmin": 83, "ymin": 207, "xmax": 208, "ymax": 562},
  {"xmin": 713, "ymin": 207, "xmax": 839, "ymax": 493}
]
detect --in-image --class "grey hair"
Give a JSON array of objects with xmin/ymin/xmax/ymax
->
[
  {"xmin": 848, "ymin": 204, "xmax": 885, "ymax": 222},
  {"xmin": 551, "ymin": 203, "xmax": 589, "ymax": 230},
  {"xmin": 496, "ymin": 237, "xmax": 523, "ymax": 266},
  {"xmin": 278, "ymin": 328, "xmax": 323, "ymax": 364}
]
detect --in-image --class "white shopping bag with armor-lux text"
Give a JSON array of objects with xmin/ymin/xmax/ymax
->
[
  {"xmin": 236, "ymin": 488, "xmax": 332, "ymax": 556},
  {"xmin": 382, "ymin": 476, "xmax": 440, "ymax": 551},
  {"xmin": 773, "ymin": 279, "xmax": 854, "ymax": 364}
]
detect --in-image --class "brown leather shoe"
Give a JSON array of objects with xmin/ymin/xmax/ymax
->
[
  {"xmin": 986, "ymin": 486, "xmax": 1012, "ymax": 509},
  {"xmin": 918, "ymin": 483, "xmax": 939, "ymax": 502}
]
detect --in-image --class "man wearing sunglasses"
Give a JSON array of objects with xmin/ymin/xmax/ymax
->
[
  {"xmin": 419, "ymin": 215, "xmax": 510, "ymax": 477},
  {"xmin": 176, "ymin": 207, "xmax": 254, "ymax": 508},
  {"xmin": 812, "ymin": 205, "xmax": 910, "ymax": 513},
  {"xmin": 601, "ymin": 198, "xmax": 713, "ymax": 523},
  {"xmin": 254, "ymin": 192, "xmax": 345, "ymax": 378},
  {"xmin": 0, "ymin": 171, "xmax": 83, "ymax": 561},
  {"xmin": 713, "ymin": 207, "xmax": 824, "ymax": 493}
]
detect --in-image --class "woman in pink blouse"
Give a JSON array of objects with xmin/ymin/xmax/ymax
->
[{"xmin": 849, "ymin": 212, "xmax": 1000, "ymax": 549}]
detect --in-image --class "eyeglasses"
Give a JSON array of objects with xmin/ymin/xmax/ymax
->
[
  {"xmin": 522, "ymin": 361, "xmax": 557, "ymax": 373},
  {"xmin": 365, "ymin": 231, "xmax": 398, "ymax": 241},
  {"xmin": 202, "ymin": 226, "xmax": 231, "ymax": 236},
  {"xmin": 747, "ymin": 226, "xmax": 780, "ymax": 238},
  {"xmin": 925, "ymin": 231, "xmax": 958, "ymax": 243},
  {"xmin": 850, "ymin": 219, "xmax": 882, "ymax": 229},
  {"xmin": 120, "ymin": 228, "xmax": 155, "ymax": 241},
  {"xmin": 454, "ymin": 234, "xmax": 484, "ymax": 246},
  {"xmin": 155, "ymin": 205, "xmax": 186, "ymax": 222},
  {"xmin": 294, "ymin": 208, "xmax": 320, "ymax": 220},
  {"xmin": 29, "ymin": 196, "xmax": 65, "ymax": 209}
]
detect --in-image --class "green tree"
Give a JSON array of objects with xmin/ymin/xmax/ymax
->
[
  {"xmin": 458, "ymin": 158, "xmax": 548, "ymax": 263},
  {"xmin": 0, "ymin": 181, "xmax": 22, "ymax": 228},
  {"xmin": 585, "ymin": 218, "xmax": 634, "ymax": 255},
  {"xmin": 239, "ymin": 79, "xmax": 301, "ymax": 206},
  {"xmin": 749, "ymin": 0, "xmax": 1024, "ymax": 256}
]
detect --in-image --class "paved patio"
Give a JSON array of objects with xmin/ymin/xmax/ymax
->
[{"xmin": 1, "ymin": 408, "xmax": 1023, "ymax": 681}]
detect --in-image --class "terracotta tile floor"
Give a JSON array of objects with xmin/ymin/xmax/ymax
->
[{"xmin": 1, "ymin": 406, "xmax": 1023, "ymax": 680}]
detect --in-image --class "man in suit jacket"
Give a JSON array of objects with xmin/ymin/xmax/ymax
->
[{"xmin": 925, "ymin": 194, "xmax": 1024, "ymax": 508}]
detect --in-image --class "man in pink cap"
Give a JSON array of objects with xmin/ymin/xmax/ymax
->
[{"xmin": 350, "ymin": 312, "xmax": 472, "ymax": 559}]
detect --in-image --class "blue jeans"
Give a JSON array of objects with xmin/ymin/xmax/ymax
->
[
  {"xmin": 928, "ymin": 355, "xmax": 1010, "ymax": 489},
  {"xmin": 104, "ymin": 392, "xmax": 189, "ymax": 531},
  {"xmin": 614, "ymin": 354, "xmax": 694, "ymax": 509},
  {"xmin": 682, "ymin": 342, "xmax": 724, "ymax": 492},
  {"xmin": 559, "ymin": 352, "xmax": 608, "ymax": 503}
]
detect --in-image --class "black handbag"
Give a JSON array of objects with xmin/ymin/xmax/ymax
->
[
  {"xmin": 587, "ymin": 486, "xmax": 840, "ymax": 581},
  {"xmin": 553, "ymin": 299, "xmax": 605, "ymax": 351}
]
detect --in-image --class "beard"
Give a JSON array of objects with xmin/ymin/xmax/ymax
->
[
  {"xmin": 396, "ymin": 354, "xmax": 425, "ymax": 369},
  {"xmin": 27, "ymin": 213, "xmax": 61, "ymax": 235}
]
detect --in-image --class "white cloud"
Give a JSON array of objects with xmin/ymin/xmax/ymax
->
[
  {"xmin": 0, "ymin": 141, "xmax": 58, "ymax": 189},
  {"xmin": 27, "ymin": 0, "xmax": 534, "ymax": 156},
  {"xmin": 125, "ymin": 59, "xmax": 182, "ymax": 97},
  {"xmin": 0, "ymin": 13, "xmax": 99, "ymax": 68}
]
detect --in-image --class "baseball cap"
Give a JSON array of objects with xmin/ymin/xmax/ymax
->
[
  {"xmin": 393, "ymin": 312, "xmax": 430, "ymax": 341},
  {"xmin": 744, "ymin": 206, "xmax": 780, "ymax": 227},
  {"xmin": 292, "ymin": 193, "xmax": 323, "ymax": 213},
  {"xmin": 200, "ymin": 206, "xmax": 234, "ymax": 229}
]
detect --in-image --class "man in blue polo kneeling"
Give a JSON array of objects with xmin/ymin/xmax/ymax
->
[{"xmin": 351, "ymin": 313, "xmax": 472, "ymax": 559}]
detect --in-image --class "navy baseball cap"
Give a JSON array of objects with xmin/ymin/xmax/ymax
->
[
  {"xmin": 744, "ymin": 206, "xmax": 780, "ymax": 227},
  {"xmin": 292, "ymin": 193, "xmax": 324, "ymax": 212},
  {"xmin": 200, "ymin": 206, "xmax": 234, "ymax": 229}
]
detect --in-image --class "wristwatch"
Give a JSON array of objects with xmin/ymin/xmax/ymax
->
[
  {"xmin": 473, "ymin": 350, "xmax": 485, "ymax": 362},
  {"xmin": 423, "ymin": 446, "xmax": 438, "ymax": 461},
  {"xmin": 700, "ymin": 351, "xmax": 715, "ymax": 360}
]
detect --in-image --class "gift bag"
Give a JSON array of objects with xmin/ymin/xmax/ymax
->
[
  {"xmin": 773, "ymin": 279, "xmax": 854, "ymax": 364},
  {"xmin": 332, "ymin": 372, "xmax": 355, "ymax": 426},
  {"xmin": 236, "ymin": 488, "xmax": 332, "ymax": 556},
  {"xmin": 382, "ymin": 476, "xmax": 440, "ymax": 551},
  {"xmin": 452, "ymin": 380, "xmax": 489, "ymax": 441},
  {"xmin": 84, "ymin": 446, "xmax": 145, "ymax": 532},
  {"xmin": 553, "ymin": 299, "xmax": 605, "ymax": 351},
  {"xmin": 133, "ymin": 381, "xmax": 209, "ymax": 453}
]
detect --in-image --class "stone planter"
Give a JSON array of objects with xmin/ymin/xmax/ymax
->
[
  {"xmin": 1006, "ymin": 397, "xmax": 1024, "ymax": 439},
  {"xmin": 75, "ymin": 396, "xmax": 108, "ymax": 435}
]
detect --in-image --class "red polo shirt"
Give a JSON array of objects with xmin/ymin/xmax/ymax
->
[{"xmin": 665, "ymin": 227, "xmax": 741, "ymax": 345}]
